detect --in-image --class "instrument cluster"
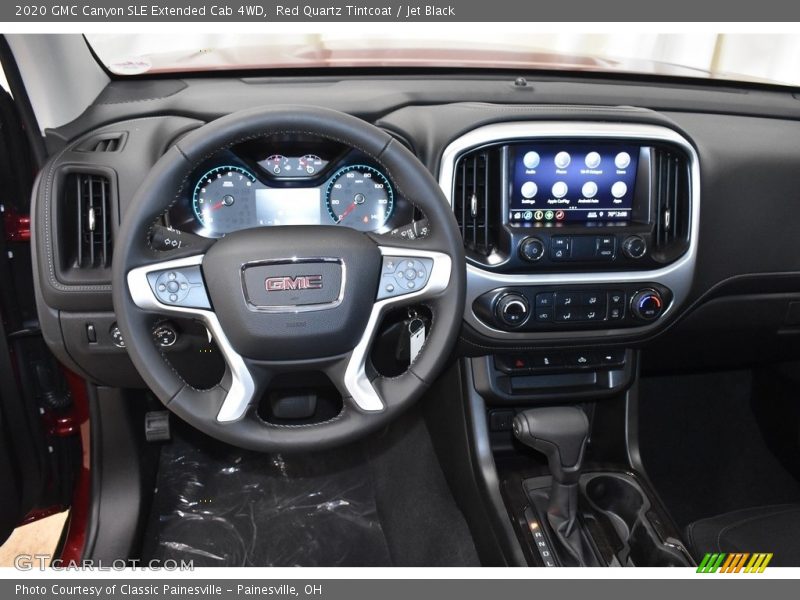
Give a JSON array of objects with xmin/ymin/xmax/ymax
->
[{"xmin": 167, "ymin": 136, "xmax": 417, "ymax": 238}]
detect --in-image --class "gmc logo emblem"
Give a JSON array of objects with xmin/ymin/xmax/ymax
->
[{"xmin": 265, "ymin": 275, "xmax": 323, "ymax": 292}]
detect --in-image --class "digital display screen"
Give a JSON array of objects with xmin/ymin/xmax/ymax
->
[
  {"xmin": 255, "ymin": 188, "xmax": 322, "ymax": 226},
  {"xmin": 509, "ymin": 144, "xmax": 638, "ymax": 225}
]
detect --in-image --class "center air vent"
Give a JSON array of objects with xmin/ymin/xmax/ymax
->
[
  {"xmin": 452, "ymin": 147, "xmax": 501, "ymax": 257},
  {"xmin": 58, "ymin": 172, "xmax": 115, "ymax": 281},
  {"xmin": 652, "ymin": 146, "xmax": 691, "ymax": 261}
]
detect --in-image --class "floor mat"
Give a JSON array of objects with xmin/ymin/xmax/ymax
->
[
  {"xmin": 638, "ymin": 370, "xmax": 800, "ymax": 529},
  {"xmin": 142, "ymin": 408, "xmax": 480, "ymax": 567}
]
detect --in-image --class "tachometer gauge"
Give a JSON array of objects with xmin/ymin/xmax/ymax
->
[
  {"xmin": 325, "ymin": 165, "xmax": 394, "ymax": 232},
  {"xmin": 192, "ymin": 166, "xmax": 257, "ymax": 236}
]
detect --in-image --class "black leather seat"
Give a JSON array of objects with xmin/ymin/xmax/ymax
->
[{"xmin": 686, "ymin": 504, "xmax": 800, "ymax": 566}]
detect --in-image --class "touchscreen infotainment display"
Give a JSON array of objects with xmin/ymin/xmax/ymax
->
[{"xmin": 509, "ymin": 143, "xmax": 639, "ymax": 225}]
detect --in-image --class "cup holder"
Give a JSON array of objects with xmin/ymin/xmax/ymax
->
[{"xmin": 582, "ymin": 473, "xmax": 690, "ymax": 567}]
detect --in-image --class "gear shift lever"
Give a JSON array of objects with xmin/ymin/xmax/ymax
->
[{"xmin": 513, "ymin": 407, "xmax": 589, "ymax": 548}]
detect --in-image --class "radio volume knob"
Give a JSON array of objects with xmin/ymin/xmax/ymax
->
[
  {"xmin": 495, "ymin": 294, "xmax": 530, "ymax": 327},
  {"xmin": 631, "ymin": 289, "xmax": 664, "ymax": 321},
  {"xmin": 519, "ymin": 237, "xmax": 545, "ymax": 262}
]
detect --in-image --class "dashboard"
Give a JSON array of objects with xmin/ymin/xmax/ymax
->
[
  {"xmin": 28, "ymin": 73, "xmax": 800, "ymax": 390},
  {"xmin": 165, "ymin": 137, "xmax": 418, "ymax": 238}
]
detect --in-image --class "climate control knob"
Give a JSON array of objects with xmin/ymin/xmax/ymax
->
[
  {"xmin": 519, "ymin": 237, "xmax": 545, "ymax": 262},
  {"xmin": 495, "ymin": 294, "xmax": 530, "ymax": 327},
  {"xmin": 631, "ymin": 289, "xmax": 664, "ymax": 321}
]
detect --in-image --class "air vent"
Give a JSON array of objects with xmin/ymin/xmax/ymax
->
[
  {"xmin": 453, "ymin": 148, "xmax": 501, "ymax": 256},
  {"xmin": 652, "ymin": 146, "xmax": 691, "ymax": 260},
  {"xmin": 61, "ymin": 173, "xmax": 113, "ymax": 272},
  {"xmin": 76, "ymin": 132, "xmax": 127, "ymax": 153}
]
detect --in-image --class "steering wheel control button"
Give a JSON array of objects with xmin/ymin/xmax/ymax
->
[
  {"xmin": 110, "ymin": 324, "xmax": 126, "ymax": 348},
  {"xmin": 496, "ymin": 294, "xmax": 530, "ymax": 327},
  {"xmin": 377, "ymin": 256, "xmax": 434, "ymax": 300},
  {"xmin": 622, "ymin": 235, "xmax": 647, "ymax": 259},
  {"xmin": 519, "ymin": 237, "xmax": 545, "ymax": 262},
  {"xmin": 147, "ymin": 266, "xmax": 210, "ymax": 309},
  {"xmin": 153, "ymin": 323, "xmax": 178, "ymax": 348},
  {"xmin": 631, "ymin": 289, "xmax": 664, "ymax": 321}
]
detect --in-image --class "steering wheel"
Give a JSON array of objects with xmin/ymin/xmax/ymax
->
[{"xmin": 112, "ymin": 106, "xmax": 465, "ymax": 452}]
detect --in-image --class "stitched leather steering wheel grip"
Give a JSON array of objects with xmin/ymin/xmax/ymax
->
[{"xmin": 111, "ymin": 105, "xmax": 465, "ymax": 452}]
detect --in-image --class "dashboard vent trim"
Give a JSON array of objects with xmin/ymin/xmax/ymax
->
[
  {"xmin": 653, "ymin": 146, "xmax": 691, "ymax": 255},
  {"xmin": 64, "ymin": 173, "xmax": 113, "ymax": 271},
  {"xmin": 453, "ymin": 148, "xmax": 498, "ymax": 256}
]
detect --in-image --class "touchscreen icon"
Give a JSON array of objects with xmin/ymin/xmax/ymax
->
[
  {"xmin": 555, "ymin": 210, "xmax": 565, "ymax": 221},
  {"xmin": 534, "ymin": 210, "xmax": 544, "ymax": 221},
  {"xmin": 585, "ymin": 152, "xmax": 601, "ymax": 169},
  {"xmin": 554, "ymin": 151, "xmax": 571, "ymax": 169},
  {"xmin": 611, "ymin": 181, "xmax": 628, "ymax": 198},
  {"xmin": 582, "ymin": 182, "xmax": 598, "ymax": 198},
  {"xmin": 615, "ymin": 152, "xmax": 631, "ymax": 169},
  {"xmin": 552, "ymin": 181, "xmax": 568, "ymax": 198},
  {"xmin": 521, "ymin": 181, "xmax": 538, "ymax": 199},
  {"xmin": 523, "ymin": 151, "xmax": 540, "ymax": 169},
  {"xmin": 544, "ymin": 210, "xmax": 555, "ymax": 221}
]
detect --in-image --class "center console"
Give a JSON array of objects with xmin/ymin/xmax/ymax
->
[
  {"xmin": 438, "ymin": 121, "xmax": 699, "ymax": 341},
  {"xmin": 436, "ymin": 121, "xmax": 700, "ymax": 567}
]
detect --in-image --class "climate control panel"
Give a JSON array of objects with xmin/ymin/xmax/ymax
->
[{"xmin": 474, "ymin": 283, "xmax": 671, "ymax": 332}]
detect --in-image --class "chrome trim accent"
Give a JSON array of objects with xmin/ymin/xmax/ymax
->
[
  {"xmin": 343, "ymin": 246, "xmax": 452, "ymax": 411},
  {"xmin": 438, "ymin": 121, "xmax": 700, "ymax": 340},
  {"xmin": 240, "ymin": 257, "xmax": 346, "ymax": 313},
  {"xmin": 127, "ymin": 254, "xmax": 255, "ymax": 423}
]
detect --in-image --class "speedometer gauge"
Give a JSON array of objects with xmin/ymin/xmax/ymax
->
[
  {"xmin": 325, "ymin": 165, "xmax": 394, "ymax": 232},
  {"xmin": 192, "ymin": 166, "xmax": 257, "ymax": 236}
]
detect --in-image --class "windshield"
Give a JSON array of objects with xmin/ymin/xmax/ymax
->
[{"xmin": 86, "ymin": 33, "xmax": 800, "ymax": 87}]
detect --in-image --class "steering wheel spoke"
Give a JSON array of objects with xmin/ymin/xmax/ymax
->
[{"xmin": 127, "ymin": 253, "xmax": 257, "ymax": 423}]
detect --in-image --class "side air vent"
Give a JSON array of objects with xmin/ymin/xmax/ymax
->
[
  {"xmin": 652, "ymin": 146, "xmax": 691, "ymax": 261},
  {"xmin": 59, "ymin": 173, "xmax": 114, "ymax": 277},
  {"xmin": 76, "ymin": 132, "xmax": 128, "ymax": 153},
  {"xmin": 453, "ymin": 148, "xmax": 501, "ymax": 257}
]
